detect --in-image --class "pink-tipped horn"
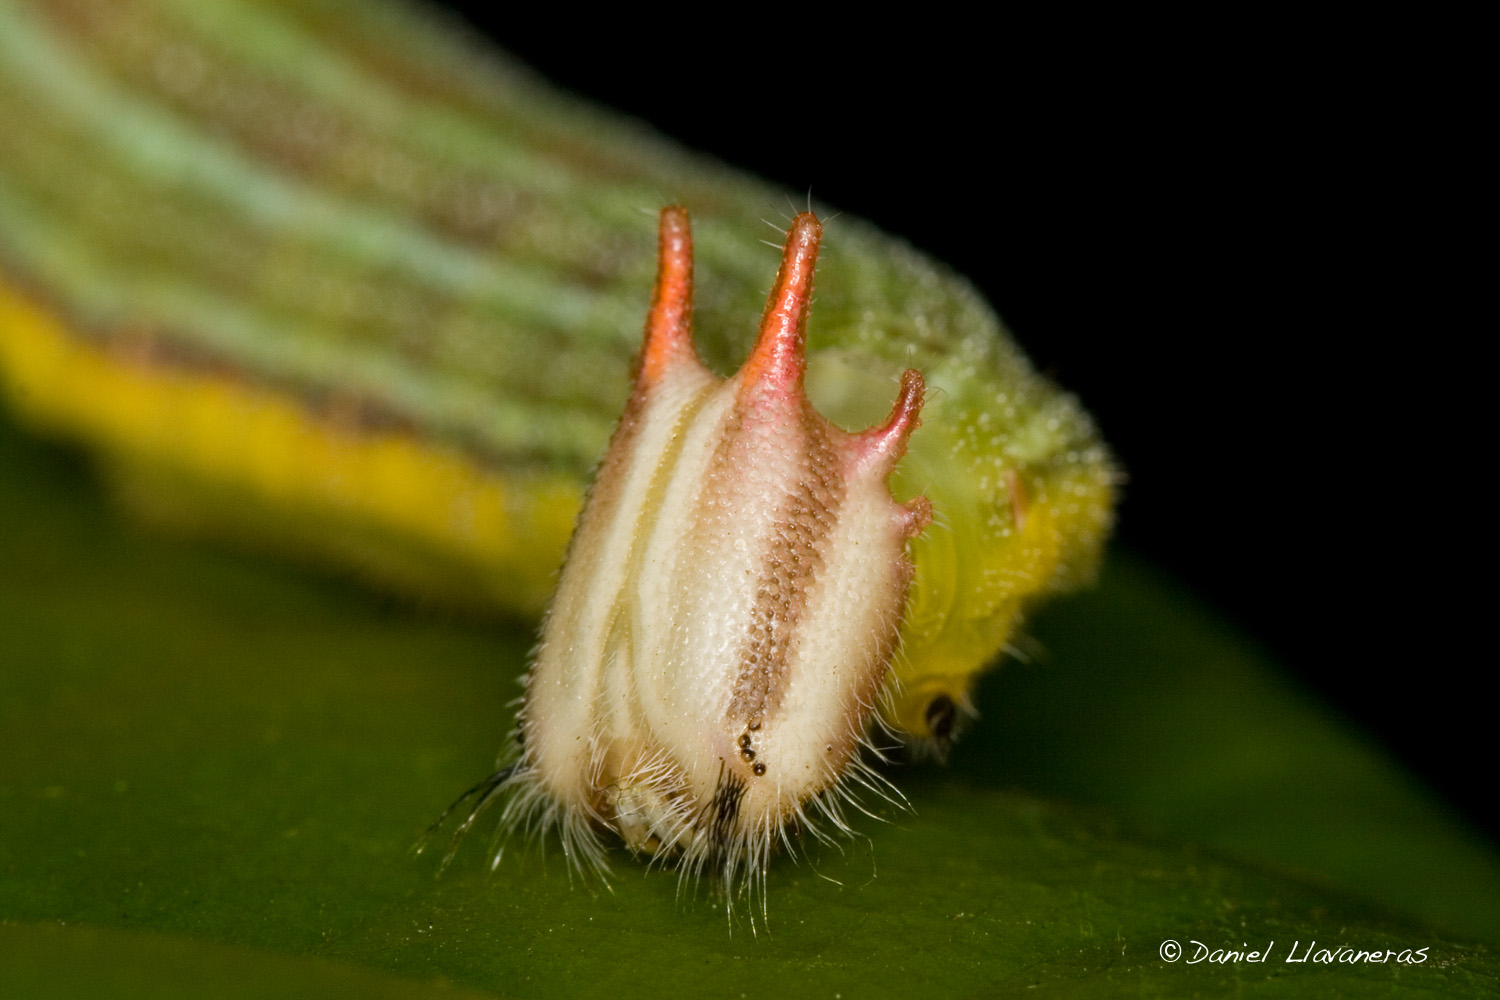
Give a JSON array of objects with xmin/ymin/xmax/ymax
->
[
  {"xmin": 738, "ymin": 213, "xmax": 822, "ymax": 398},
  {"xmin": 635, "ymin": 205, "xmax": 699, "ymax": 389}
]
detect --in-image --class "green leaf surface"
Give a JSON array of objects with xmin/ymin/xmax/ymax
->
[{"xmin": 2, "ymin": 409, "xmax": 1497, "ymax": 998}]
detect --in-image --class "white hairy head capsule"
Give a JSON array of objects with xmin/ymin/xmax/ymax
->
[{"xmin": 441, "ymin": 206, "xmax": 930, "ymax": 906}]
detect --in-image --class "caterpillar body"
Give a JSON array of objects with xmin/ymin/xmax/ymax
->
[{"xmin": 0, "ymin": 0, "xmax": 1116, "ymax": 893}]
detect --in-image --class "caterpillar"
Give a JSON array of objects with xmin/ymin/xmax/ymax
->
[{"xmin": 0, "ymin": 0, "xmax": 1116, "ymax": 897}]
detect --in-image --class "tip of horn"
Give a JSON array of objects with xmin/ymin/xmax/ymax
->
[
  {"xmin": 737, "ymin": 213, "xmax": 822, "ymax": 398},
  {"xmin": 636, "ymin": 205, "xmax": 700, "ymax": 389}
]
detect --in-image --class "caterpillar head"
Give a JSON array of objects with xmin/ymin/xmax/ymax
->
[{"xmin": 505, "ymin": 206, "xmax": 930, "ymax": 895}]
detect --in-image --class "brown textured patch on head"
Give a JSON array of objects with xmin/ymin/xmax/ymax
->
[{"xmin": 725, "ymin": 401, "xmax": 845, "ymax": 723}]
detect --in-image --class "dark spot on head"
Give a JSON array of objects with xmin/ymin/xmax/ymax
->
[
  {"xmin": 740, "ymin": 747, "xmax": 756, "ymax": 762},
  {"xmin": 738, "ymin": 733, "xmax": 752, "ymax": 748},
  {"xmin": 752, "ymin": 762, "xmax": 766, "ymax": 776},
  {"xmin": 748, "ymin": 721, "xmax": 761, "ymax": 731},
  {"xmin": 925, "ymin": 694, "xmax": 957, "ymax": 742}
]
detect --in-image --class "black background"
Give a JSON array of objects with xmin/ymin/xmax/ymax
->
[{"xmin": 429, "ymin": 7, "xmax": 1486, "ymax": 843}]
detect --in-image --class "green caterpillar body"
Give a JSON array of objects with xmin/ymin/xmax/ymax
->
[{"xmin": 0, "ymin": 0, "xmax": 1114, "ymax": 747}]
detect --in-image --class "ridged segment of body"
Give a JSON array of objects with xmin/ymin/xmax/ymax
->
[{"xmin": 0, "ymin": 0, "xmax": 1115, "ymax": 744}]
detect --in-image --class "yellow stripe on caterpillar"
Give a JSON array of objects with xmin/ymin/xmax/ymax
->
[{"xmin": 0, "ymin": 276, "xmax": 578, "ymax": 616}]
